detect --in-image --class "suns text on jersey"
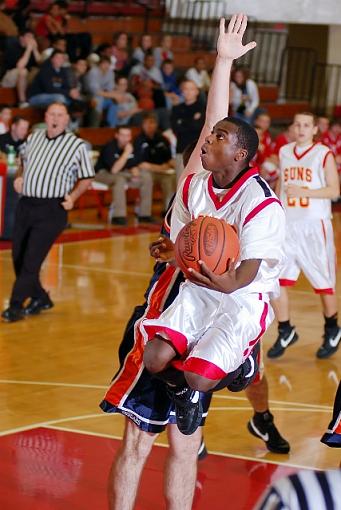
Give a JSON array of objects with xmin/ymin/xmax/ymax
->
[{"xmin": 284, "ymin": 167, "xmax": 312, "ymax": 182}]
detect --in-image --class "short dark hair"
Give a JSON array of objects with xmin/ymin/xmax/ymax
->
[
  {"xmin": 141, "ymin": 112, "xmax": 158, "ymax": 123},
  {"xmin": 50, "ymin": 49, "xmax": 65, "ymax": 59},
  {"xmin": 222, "ymin": 116, "xmax": 259, "ymax": 163},
  {"xmin": 12, "ymin": 115, "xmax": 29, "ymax": 125}
]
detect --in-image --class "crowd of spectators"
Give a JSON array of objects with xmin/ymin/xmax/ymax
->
[{"xmin": 0, "ymin": 0, "xmax": 340, "ymax": 226}]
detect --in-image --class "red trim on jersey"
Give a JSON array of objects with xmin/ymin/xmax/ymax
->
[
  {"xmin": 243, "ymin": 302, "xmax": 268, "ymax": 357},
  {"xmin": 207, "ymin": 167, "xmax": 259, "ymax": 210},
  {"xmin": 243, "ymin": 198, "xmax": 282, "ymax": 226},
  {"xmin": 251, "ymin": 344, "xmax": 263, "ymax": 384},
  {"xmin": 323, "ymin": 150, "xmax": 334, "ymax": 168},
  {"xmin": 173, "ymin": 357, "xmax": 227, "ymax": 379},
  {"xmin": 293, "ymin": 143, "xmax": 318, "ymax": 160},
  {"xmin": 279, "ymin": 278, "xmax": 296, "ymax": 286},
  {"xmin": 143, "ymin": 325, "xmax": 188, "ymax": 355},
  {"xmin": 313, "ymin": 288, "xmax": 334, "ymax": 295},
  {"xmin": 182, "ymin": 173, "xmax": 195, "ymax": 211},
  {"xmin": 103, "ymin": 265, "xmax": 178, "ymax": 406},
  {"xmin": 321, "ymin": 219, "xmax": 327, "ymax": 244}
]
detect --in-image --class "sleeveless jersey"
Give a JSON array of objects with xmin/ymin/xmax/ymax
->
[
  {"xmin": 171, "ymin": 167, "xmax": 285, "ymax": 298},
  {"xmin": 279, "ymin": 142, "xmax": 333, "ymax": 221}
]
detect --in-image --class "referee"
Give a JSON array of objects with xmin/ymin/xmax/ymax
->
[{"xmin": 1, "ymin": 102, "xmax": 94, "ymax": 322}]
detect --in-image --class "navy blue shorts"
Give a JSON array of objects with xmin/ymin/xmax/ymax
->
[{"xmin": 100, "ymin": 267, "xmax": 212, "ymax": 433}]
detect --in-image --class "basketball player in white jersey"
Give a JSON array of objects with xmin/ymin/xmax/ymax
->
[
  {"xmin": 141, "ymin": 115, "xmax": 286, "ymax": 433},
  {"xmin": 267, "ymin": 112, "xmax": 341, "ymax": 360}
]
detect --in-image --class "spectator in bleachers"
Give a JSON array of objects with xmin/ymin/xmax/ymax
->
[
  {"xmin": 0, "ymin": 107, "xmax": 12, "ymax": 134},
  {"xmin": 132, "ymin": 34, "xmax": 153, "ymax": 65},
  {"xmin": 317, "ymin": 116, "xmax": 330, "ymax": 139},
  {"xmin": 84, "ymin": 56, "xmax": 118, "ymax": 127},
  {"xmin": 57, "ymin": 1, "xmax": 92, "ymax": 61},
  {"xmin": 230, "ymin": 66, "xmax": 259, "ymax": 123},
  {"xmin": 321, "ymin": 119, "xmax": 341, "ymax": 172},
  {"xmin": 0, "ymin": 116, "xmax": 29, "ymax": 156},
  {"xmin": 170, "ymin": 79, "xmax": 205, "ymax": 180},
  {"xmin": 94, "ymin": 126, "xmax": 153, "ymax": 225},
  {"xmin": 0, "ymin": 0, "xmax": 18, "ymax": 37},
  {"xmin": 185, "ymin": 57, "xmax": 211, "ymax": 97},
  {"xmin": 111, "ymin": 76, "xmax": 141, "ymax": 126},
  {"xmin": 41, "ymin": 35, "xmax": 69, "ymax": 64},
  {"xmin": 34, "ymin": 1, "xmax": 65, "ymax": 49},
  {"xmin": 110, "ymin": 32, "xmax": 130, "ymax": 76},
  {"xmin": 28, "ymin": 50, "xmax": 80, "ymax": 107},
  {"xmin": 94, "ymin": 43, "xmax": 116, "ymax": 71},
  {"xmin": 161, "ymin": 59, "xmax": 182, "ymax": 107},
  {"xmin": 67, "ymin": 58, "xmax": 88, "ymax": 96},
  {"xmin": 153, "ymin": 35, "xmax": 173, "ymax": 68},
  {"xmin": 134, "ymin": 112, "xmax": 175, "ymax": 215},
  {"xmin": 130, "ymin": 54, "xmax": 166, "ymax": 111},
  {"xmin": 1, "ymin": 30, "xmax": 41, "ymax": 107},
  {"xmin": 252, "ymin": 112, "xmax": 277, "ymax": 187}
]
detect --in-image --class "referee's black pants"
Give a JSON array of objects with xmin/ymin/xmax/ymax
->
[{"xmin": 9, "ymin": 197, "xmax": 67, "ymax": 308}]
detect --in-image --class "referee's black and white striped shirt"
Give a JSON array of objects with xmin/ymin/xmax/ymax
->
[
  {"xmin": 255, "ymin": 469, "xmax": 341, "ymax": 510},
  {"xmin": 21, "ymin": 129, "xmax": 94, "ymax": 198}
]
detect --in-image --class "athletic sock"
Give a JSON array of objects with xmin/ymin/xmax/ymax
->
[
  {"xmin": 278, "ymin": 320, "xmax": 291, "ymax": 333},
  {"xmin": 253, "ymin": 410, "xmax": 273, "ymax": 426},
  {"xmin": 324, "ymin": 313, "xmax": 338, "ymax": 330}
]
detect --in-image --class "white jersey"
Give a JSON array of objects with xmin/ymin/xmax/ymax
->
[
  {"xmin": 279, "ymin": 142, "xmax": 333, "ymax": 222},
  {"xmin": 171, "ymin": 167, "xmax": 286, "ymax": 299}
]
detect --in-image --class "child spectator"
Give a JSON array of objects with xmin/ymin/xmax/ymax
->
[
  {"xmin": 230, "ymin": 66, "xmax": 260, "ymax": 123},
  {"xmin": 112, "ymin": 76, "xmax": 141, "ymax": 126},
  {"xmin": 161, "ymin": 59, "xmax": 182, "ymax": 108},
  {"xmin": 153, "ymin": 35, "xmax": 173, "ymax": 68},
  {"xmin": 132, "ymin": 34, "xmax": 153, "ymax": 65},
  {"xmin": 110, "ymin": 32, "xmax": 130, "ymax": 75},
  {"xmin": 84, "ymin": 56, "xmax": 118, "ymax": 127},
  {"xmin": 185, "ymin": 57, "xmax": 211, "ymax": 96},
  {"xmin": 1, "ymin": 30, "xmax": 41, "ymax": 107},
  {"xmin": 0, "ymin": 108, "xmax": 12, "ymax": 135}
]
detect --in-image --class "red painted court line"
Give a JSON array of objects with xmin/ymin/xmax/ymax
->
[
  {"xmin": 0, "ymin": 427, "xmax": 297, "ymax": 510},
  {"xmin": 0, "ymin": 224, "xmax": 161, "ymax": 250}
]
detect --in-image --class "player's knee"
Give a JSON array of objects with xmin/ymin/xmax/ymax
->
[
  {"xmin": 185, "ymin": 372, "xmax": 215, "ymax": 392},
  {"xmin": 123, "ymin": 420, "xmax": 156, "ymax": 461},
  {"xmin": 143, "ymin": 341, "xmax": 166, "ymax": 374}
]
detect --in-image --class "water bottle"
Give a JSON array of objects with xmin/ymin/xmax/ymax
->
[{"xmin": 7, "ymin": 145, "xmax": 16, "ymax": 176}]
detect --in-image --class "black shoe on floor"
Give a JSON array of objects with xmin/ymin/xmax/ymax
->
[
  {"xmin": 198, "ymin": 438, "xmax": 208, "ymax": 460},
  {"xmin": 316, "ymin": 326, "xmax": 341, "ymax": 359},
  {"xmin": 1, "ymin": 307, "xmax": 24, "ymax": 322},
  {"xmin": 247, "ymin": 412, "xmax": 290, "ymax": 454},
  {"xmin": 138, "ymin": 216, "xmax": 156, "ymax": 224},
  {"xmin": 111, "ymin": 217, "xmax": 127, "ymax": 226},
  {"xmin": 24, "ymin": 295, "xmax": 54, "ymax": 316},
  {"xmin": 168, "ymin": 386, "xmax": 203, "ymax": 436},
  {"xmin": 267, "ymin": 326, "xmax": 298, "ymax": 359}
]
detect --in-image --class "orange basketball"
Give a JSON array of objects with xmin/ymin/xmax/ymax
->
[{"xmin": 174, "ymin": 216, "xmax": 240, "ymax": 277}]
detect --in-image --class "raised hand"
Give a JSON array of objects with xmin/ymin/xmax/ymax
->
[{"xmin": 217, "ymin": 14, "xmax": 256, "ymax": 61}]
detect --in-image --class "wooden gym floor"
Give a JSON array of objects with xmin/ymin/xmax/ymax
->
[{"xmin": 0, "ymin": 209, "xmax": 340, "ymax": 509}]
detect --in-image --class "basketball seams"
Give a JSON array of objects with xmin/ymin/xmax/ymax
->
[
  {"xmin": 197, "ymin": 216, "xmax": 205, "ymax": 264},
  {"xmin": 212, "ymin": 219, "xmax": 226, "ymax": 274}
]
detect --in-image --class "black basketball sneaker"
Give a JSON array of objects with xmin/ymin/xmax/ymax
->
[{"xmin": 267, "ymin": 326, "xmax": 298, "ymax": 358}]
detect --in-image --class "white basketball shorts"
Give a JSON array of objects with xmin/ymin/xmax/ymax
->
[
  {"xmin": 141, "ymin": 282, "xmax": 273, "ymax": 379},
  {"xmin": 280, "ymin": 219, "xmax": 336, "ymax": 294}
]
